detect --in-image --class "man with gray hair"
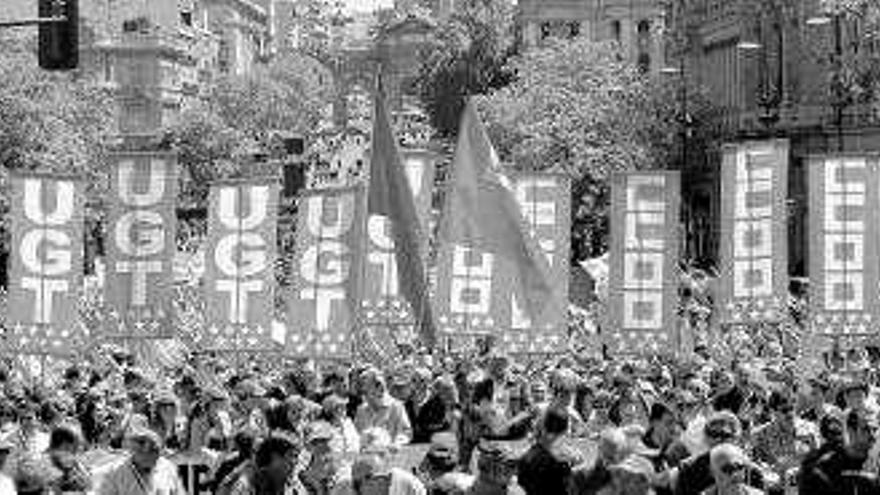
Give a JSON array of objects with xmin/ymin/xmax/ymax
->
[{"xmin": 704, "ymin": 443, "xmax": 762, "ymax": 495}]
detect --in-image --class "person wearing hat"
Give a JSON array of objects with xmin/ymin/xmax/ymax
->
[
  {"xmin": 414, "ymin": 432, "xmax": 465, "ymax": 486},
  {"xmin": 799, "ymin": 407, "xmax": 880, "ymax": 495},
  {"xmin": 97, "ymin": 421, "xmax": 185, "ymax": 495}
]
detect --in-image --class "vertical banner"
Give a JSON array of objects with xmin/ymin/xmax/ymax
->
[
  {"xmin": 808, "ymin": 155, "xmax": 880, "ymax": 342},
  {"xmin": 360, "ymin": 148, "xmax": 435, "ymax": 329},
  {"xmin": 287, "ymin": 186, "xmax": 366, "ymax": 358},
  {"xmin": 607, "ymin": 171, "xmax": 680, "ymax": 355},
  {"xmin": 104, "ymin": 152, "xmax": 178, "ymax": 338},
  {"xmin": 6, "ymin": 173, "xmax": 85, "ymax": 355},
  {"xmin": 359, "ymin": 147, "xmax": 436, "ymax": 358},
  {"xmin": 718, "ymin": 139, "xmax": 789, "ymax": 324},
  {"xmin": 501, "ymin": 173, "xmax": 571, "ymax": 353},
  {"xmin": 434, "ymin": 172, "xmax": 570, "ymax": 353},
  {"xmin": 201, "ymin": 179, "xmax": 279, "ymax": 351}
]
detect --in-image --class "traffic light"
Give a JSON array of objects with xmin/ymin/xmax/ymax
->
[{"xmin": 39, "ymin": 0, "xmax": 78, "ymax": 70}]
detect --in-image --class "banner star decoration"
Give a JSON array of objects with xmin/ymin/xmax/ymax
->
[
  {"xmin": 729, "ymin": 297, "xmax": 782, "ymax": 322},
  {"xmin": 811, "ymin": 313, "xmax": 873, "ymax": 335}
]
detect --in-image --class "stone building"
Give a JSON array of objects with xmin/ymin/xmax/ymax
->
[
  {"xmin": 78, "ymin": 0, "xmax": 272, "ymax": 134},
  {"xmin": 670, "ymin": 0, "xmax": 880, "ymax": 270},
  {"xmin": 517, "ymin": 0, "xmax": 667, "ymax": 74}
]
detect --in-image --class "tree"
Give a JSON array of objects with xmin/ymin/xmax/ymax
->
[
  {"xmin": 0, "ymin": 33, "xmax": 113, "ymax": 177},
  {"xmin": 164, "ymin": 51, "xmax": 332, "ymax": 206},
  {"xmin": 0, "ymin": 32, "xmax": 114, "ymax": 283},
  {"xmin": 476, "ymin": 38, "xmax": 710, "ymax": 261},
  {"xmin": 416, "ymin": 0, "xmax": 516, "ymax": 136}
]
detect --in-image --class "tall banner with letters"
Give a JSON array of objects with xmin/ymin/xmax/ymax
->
[
  {"xmin": 434, "ymin": 172, "xmax": 570, "ymax": 353},
  {"xmin": 200, "ymin": 179, "xmax": 279, "ymax": 351},
  {"xmin": 718, "ymin": 140, "xmax": 789, "ymax": 324},
  {"xmin": 808, "ymin": 155, "xmax": 880, "ymax": 341},
  {"xmin": 499, "ymin": 172, "xmax": 570, "ymax": 352},
  {"xmin": 287, "ymin": 186, "xmax": 366, "ymax": 358},
  {"xmin": 6, "ymin": 173, "xmax": 85, "ymax": 355},
  {"xmin": 607, "ymin": 171, "xmax": 680, "ymax": 355},
  {"xmin": 104, "ymin": 152, "xmax": 178, "ymax": 338},
  {"xmin": 360, "ymin": 148, "xmax": 436, "ymax": 347}
]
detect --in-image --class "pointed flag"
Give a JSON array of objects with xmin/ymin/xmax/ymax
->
[
  {"xmin": 441, "ymin": 100, "xmax": 560, "ymax": 321},
  {"xmin": 368, "ymin": 82, "xmax": 437, "ymax": 347}
]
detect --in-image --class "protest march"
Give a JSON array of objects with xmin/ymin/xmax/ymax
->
[{"xmin": 2, "ymin": 4, "xmax": 880, "ymax": 492}]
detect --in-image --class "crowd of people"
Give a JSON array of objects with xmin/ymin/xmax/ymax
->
[{"xmin": 0, "ymin": 343, "xmax": 877, "ymax": 494}]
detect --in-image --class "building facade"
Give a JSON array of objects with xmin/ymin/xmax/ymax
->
[
  {"xmin": 671, "ymin": 0, "xmax": 880, "ymax": 271},
  {"xmin": 79, "ymin": 0, "xmax": 272, "ymax": 134},
  {"xmin": 517, "ymin": 0, "xmax": 667, "ymax": 74}
]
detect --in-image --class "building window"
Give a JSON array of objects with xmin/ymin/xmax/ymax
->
[
  {"xmin": 569, "ymin": 21, "xmax": 581, "ymax": 38},
  {"xmin": 218, "ymin": 37, "xmax": 231, "ymax": 73},
  {"xmin": 637, "ymin": 53, "xmax": 651, "ymax": 73},
  {"xmin": 103, "ymin": 53, "xmax": 113, "ymax": 83},
  {"xmin": 611, "ymin": 20, "xmax": 621, "ymax": 42},
  {"xmin": 541, "ymin": 21, "xmax": 551, "ymax": 40},
  {"xmin": 181, "ymin": 11, "xmax": 193, "ymax": 27}
]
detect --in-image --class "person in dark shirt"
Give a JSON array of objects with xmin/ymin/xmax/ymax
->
[
  {"xmin": 517, "ymin": 409, "xmax": 580, "ymax": 495},
  {"xmin": 799, "ymin": 408, "xmax": 880, "ymax": 495},
  {"xmin": 711, "ymin": 370, "xmax": 746, "ymax": 415},
  {"xmin": 643, "ymin": 402, "xmax": 690, "ymax": 470},
  {"xmin": 568, "ymin": 427, "xmax": 629, "ymax": 494},
  {"xmin": 414, "ymin": 376, "xmax": 461, "ymax": 444},
  {"xmin": 643, "ymin": 402, "xmax": 689, "ymax": 495},
  {"xmin": 668, "ymin": 411, "xmax": 764, "ymax": 495}
]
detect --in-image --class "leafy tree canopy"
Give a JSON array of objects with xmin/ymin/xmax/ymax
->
[
  {"xmin": 416, "ymin": 0, "xmax": 516, "ymax": 137},
  {"xmin": 477, "ymin": 38, "xmax": 713, "ymax": 260}
]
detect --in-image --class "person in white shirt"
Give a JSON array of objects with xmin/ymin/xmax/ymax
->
[
  {"xmin": 98, "ymin": 423, "xmax": 186, "ymax": 495},
  {"xmin": 355, "ymin": 370, "xmax": 413, "ymax": 448}
]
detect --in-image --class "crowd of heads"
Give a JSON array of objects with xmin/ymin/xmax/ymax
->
[{"xmin": 0, "ymin": 344, "xmax": 876, "ymax": 494}]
